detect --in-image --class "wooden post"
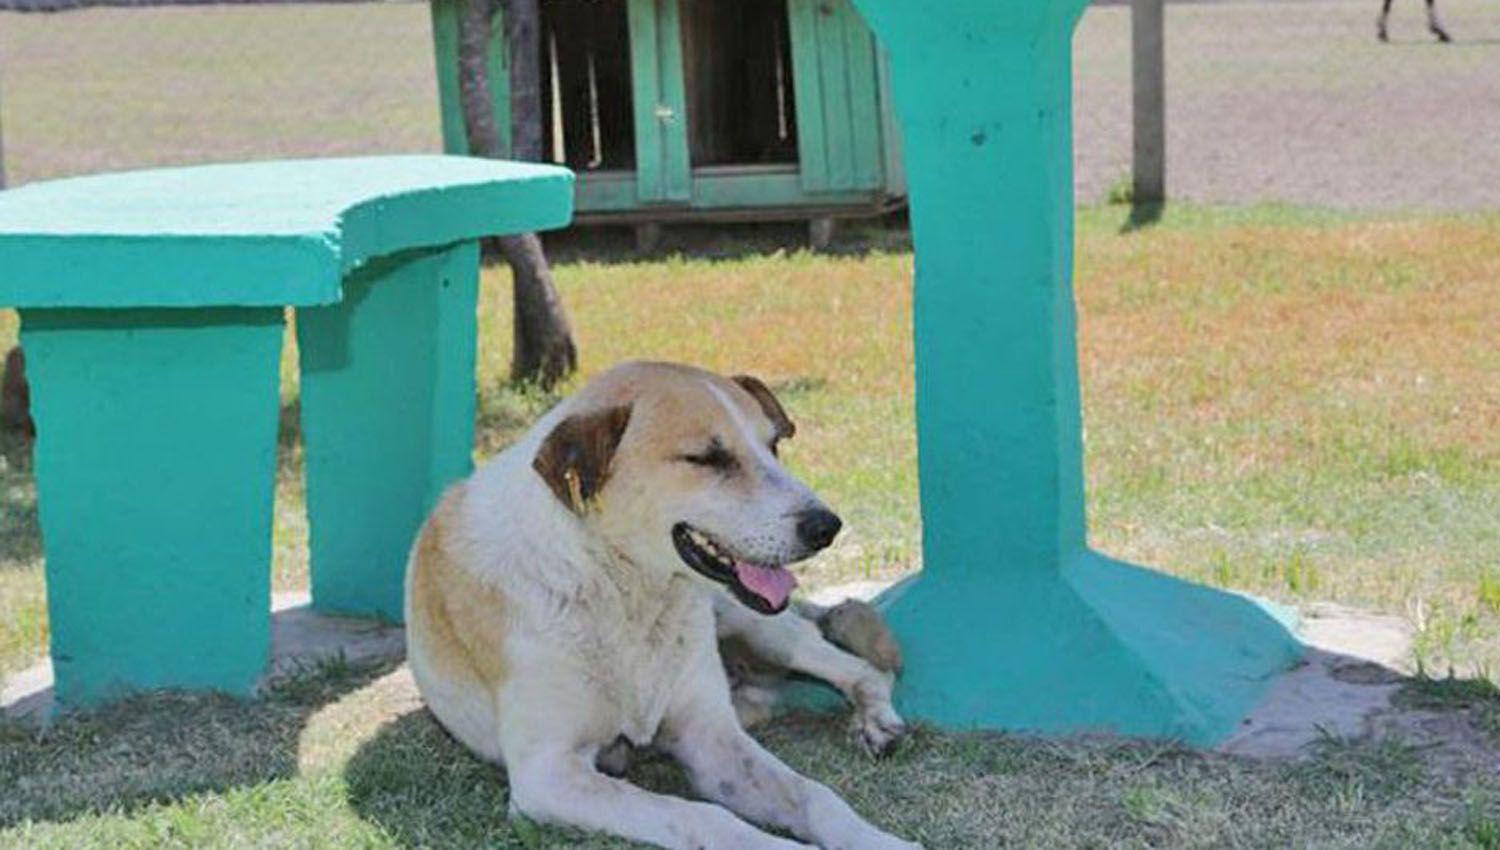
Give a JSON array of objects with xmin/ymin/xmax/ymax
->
[
  {"xmin": 0, "ymin": 78, "xmax": 8, "ymax": 190},
  {"xmin": 1131, "ymin": 0, "xmax": 1166, "ymax": 203}
]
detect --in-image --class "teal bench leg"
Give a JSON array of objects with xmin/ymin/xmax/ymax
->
[
  {"xmin": 297, "ymin": 242, "xmax": 480, "ymax": 621},
  {"xmin": 20, "ymin": 307, "xmax": 285, "ymax": 708},
  {"xmin": 843, "ymin": 0, "xmax": 1302, "ymax": 744}
]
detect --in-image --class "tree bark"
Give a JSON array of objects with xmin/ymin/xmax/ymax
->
[
  {"xmin": 503, "ymin": 0, "xmax": 544, "ymax": 163},
  {"xmin": 0, "ymin": 78, "xmax": 8, "ymax": 189},
  {"xmin": 458, "ymin": 0, "xmax": 577, "ymax": 388}
]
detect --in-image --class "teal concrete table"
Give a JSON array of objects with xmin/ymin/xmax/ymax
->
[
  {"xmin": 848, "ymin": 0, "xmax": 1305, "ymax": 744},
  {"xmin": 0, "ymin": 155, "xmax": 573, "ymax": 708}
]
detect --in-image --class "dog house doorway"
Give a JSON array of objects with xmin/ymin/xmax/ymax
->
[
  {"xmin": 540, "ymin": 0, "xmax": 637, "ymax": 173},
  {"xmin": 680, "ymin": 0, "xmax": 799, "ymax": 169}
]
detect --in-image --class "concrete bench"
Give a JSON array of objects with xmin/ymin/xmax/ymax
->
[{"xmin": 0, "ymin": 155, "xmax": 573, "ymax": 708}]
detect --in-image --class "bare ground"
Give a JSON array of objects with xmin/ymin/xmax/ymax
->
[
  {"xmin": 2, "ymin": 0, "xmax": 1497, "ymax": 210},
  {"xmin": 1074, "ymin": 0, "xmax": 1500, "ymax": 211}
]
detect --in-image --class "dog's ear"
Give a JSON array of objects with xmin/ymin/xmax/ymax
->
[
  {"xmin": 533, "ymin": 404, "xmax": 633, "ymax": 513},
  {"xmin": 732, "ymin": 374, "xmax": 796, "ymax": 440}
]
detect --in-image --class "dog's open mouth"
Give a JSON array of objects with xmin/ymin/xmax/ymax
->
[{"xmin": 671, "ymin": 523, "xmax": 797, "ymax": 615}]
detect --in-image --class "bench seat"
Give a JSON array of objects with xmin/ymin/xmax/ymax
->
[{"xmin": 0, "ymin": 155, "xmax": 573, "ymax": 708}]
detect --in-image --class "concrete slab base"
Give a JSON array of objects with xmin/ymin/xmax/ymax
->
[
  {"xmin": 1218, "ymin": 602, "xmax": 1412, "ymax": 758},
  {"xmin": 5, "ymin": 583, "xmax": 1484, "ymax": 771},
  {"xmin": 810, "ymin": 585, "xmax": 1426, "ymax": 760},
  {"xmin": 2, "ymin": 592, "xmax": 404, "ymax": 724}
]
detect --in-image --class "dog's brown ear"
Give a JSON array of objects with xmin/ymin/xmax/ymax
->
[
  {"xmin": 732, "ymin": 374, "xmax": 796, "ymax": 440},
  {"xmin": 533, "ymin": 404, "xmax": 633, "ymax": 513}
]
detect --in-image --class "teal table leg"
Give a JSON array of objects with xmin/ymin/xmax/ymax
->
[
  {"xmin": 844, "ymin": 0, "xmax": 1304, "ymax": 743},
  {"xmin": 297, "ymin": 243, "xmax": 480, "ymax": 621},
  {"xmin": 20, "ymin": 307, "xmax": 285, "ymax": 708}
]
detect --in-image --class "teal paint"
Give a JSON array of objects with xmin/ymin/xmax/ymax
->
[
  {"xmin": 20, "ymin": 307, "xmax": 284, "ymax": 706},
  {"xmin": 844, "ymin": 0, "xmax": 1303, "ymax": 744},
  {"xmin": 0, "ymin": 156, "xmax": 572, "ymax": 307},
  {"xmin": 298, "ymin": 244, "xmax": 480, "ymax": 622},
  {"xmin": 627, "ymin": 0, "xmax": 692, "ymax": 204},
  {"xmin": 0, "ymin": 156, "xmax": 575, "ymax": 708},
  {"xmin": 573, "ymin": 168, "xmax": 885, "ymax": 215},
  {"xmin": 789, "ymin": 0, "xmax": 883, "ymax": 193},
  {"xmin": 814, "ymin": 1, "xmax": 854, "ymax": 189},
  {"xmin": 787, "ymin": 0, "xmax": 830, "ymax": 192},
  {"xmin": 841, "ymin": 11, "xmax": 884, "ymax": 192}
]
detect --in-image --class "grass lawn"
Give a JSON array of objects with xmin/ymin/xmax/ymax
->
[{"xmin": 2, "ymin": 203, "xmax": 1499, "ymax": 846}]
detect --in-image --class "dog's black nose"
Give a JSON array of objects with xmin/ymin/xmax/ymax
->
[{"xmin": 795, "ymin": 508, "xmax": 843, "ymax": 551}]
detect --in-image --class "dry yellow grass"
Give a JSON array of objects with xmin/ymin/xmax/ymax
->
[
  {"xmin": 2, "ymin": 206, "xmax": 1500, "ymax": 850},
  {"xmin": 2, "ymin": 205, "xmax": 1498, "ymax": 680}
]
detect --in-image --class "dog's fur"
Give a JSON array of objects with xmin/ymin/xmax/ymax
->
[{"xmin": 406, "ymin": 362, "xmax": 920, "ymax": 849}]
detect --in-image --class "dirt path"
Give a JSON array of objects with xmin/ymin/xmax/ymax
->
[{"xmin": 1074, "ymin": 0, "xmax": 1500, "ymax": 211}]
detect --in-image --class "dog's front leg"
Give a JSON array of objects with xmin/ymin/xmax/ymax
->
[
  {"xmin": 715, "ymin": 596, "xmax": 906, "ymax": 755},
  {"xmin": 507, "ymin": 749, "xmax": 812, "ymax": 850},
  {"xmin": 662, "ymin": 689, "xmax": 922, "ymax": 850}
]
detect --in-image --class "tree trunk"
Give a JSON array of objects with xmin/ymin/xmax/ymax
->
[
  {"xmin": 457, "ymin": 0, "xmax": 577, "ymax": 388},
  {"xmin": 503, "ymin": 0, "xmax": 544, "ymax": 163},
  {"xmin": 0, "ymin": 79, "xmax": 8, "ymax": 189}
]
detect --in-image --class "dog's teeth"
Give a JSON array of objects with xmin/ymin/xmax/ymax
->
[{"xmin": 685, "ymin": 528, "xmax": 734, "ymax": 565}]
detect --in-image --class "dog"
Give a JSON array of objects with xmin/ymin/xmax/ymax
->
[{"xmin": 406, "ymin": 361, "xmax": 921, "ymax": 850}]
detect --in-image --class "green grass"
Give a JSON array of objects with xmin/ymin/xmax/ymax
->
[
  {"xmin": 2, "ymin": 203, "xmax": 1499, "ymax": 846},
  {"xmin": 1397, "ymin": 676, "xmax": 1500, "ymax": 742},
  {"xmin": 1, "ymin": 658, "xmax": 1497, "ymax": 850}
]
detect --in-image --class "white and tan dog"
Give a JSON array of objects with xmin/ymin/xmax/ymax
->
[{"xmin": 405, "ymin": 361, "xmax": 919, "ymax": 850}]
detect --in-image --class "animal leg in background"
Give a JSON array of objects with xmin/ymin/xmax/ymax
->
[
  {"xmin": 1426, "ymin": 0, "xmax": 1452, "ymax": 42},
  {"xmin": 1379, "ymin": 0, "xmax": 1452, "ymax": 42}
]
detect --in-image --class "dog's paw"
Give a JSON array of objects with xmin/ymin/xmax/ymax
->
[
  {"xmin": 832, "ymin": 830, "xmax": 923, "ymax": 850},
  {"xmin": 854, "ymin": 701, "xmax": 908, "ymax": 758},
  {"xmin": 849, "ymin": 672, "xmax": 907, "ymax": 757}
]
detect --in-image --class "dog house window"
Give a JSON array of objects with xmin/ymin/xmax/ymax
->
[
  {"xmin": 680, "ymin": 0, "xmax": 799, "ymax": 168},
  {"xmin": 541, "ymin": 0, "xmax": 636, "ymax": 172}
]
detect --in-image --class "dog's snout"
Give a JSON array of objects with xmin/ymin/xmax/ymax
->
[{"xmin": 795, "ymin": 508, "xmax": 843, "ymax": 551}]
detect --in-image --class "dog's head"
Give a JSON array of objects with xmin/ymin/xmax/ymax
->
[{"xmin": 531, "ymin": 362, "xmax": 840, "ymax": 615}]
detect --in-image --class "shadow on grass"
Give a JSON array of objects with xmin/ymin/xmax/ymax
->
[
  {"xmin": 0, "ymin": 430, "xmax": 41, "ymax": 568},
  {"xmin": 536, "ymin": 217, "xmax": 912, "ymax": 267},
  {"xmin": 1119, "ymin": 201, "xmax": 1166, "ymax": 234},
  {"xmin": 0, "ymin": 656, "xmax": 400, "ymax": 830},
  {"xmin": 342, "ymin": 703, "xmax": 1499, "ymax": 850},
  {"xmin": 344, "ymin": 708, "xmax": 695, "ymax": 848}
]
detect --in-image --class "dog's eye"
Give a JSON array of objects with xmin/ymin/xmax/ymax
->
[{"xmin": 681, "ymin": 440, "xmax": 738, "ymax": 472}]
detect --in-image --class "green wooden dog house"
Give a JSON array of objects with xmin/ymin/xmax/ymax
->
[{"xmin": 431, "ymin": 0, "xmax": 905, "ymax": 239}]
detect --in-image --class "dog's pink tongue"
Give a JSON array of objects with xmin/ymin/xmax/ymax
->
[{"xmin": 734, "ymin": 561, "xmax": 797, "ymax": 610}]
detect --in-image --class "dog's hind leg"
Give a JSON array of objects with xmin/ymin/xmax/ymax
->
[
  {"xmin": 507, "ymin": 749, "xmax": 812, "ymax": 850},
  {"xmin": 714, "ymin": 595, "xmax": 907, "ymax": 755},
  {"xmin": 1378, "ymin": 0, "xmax": 1394, "ymax": 41}
]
